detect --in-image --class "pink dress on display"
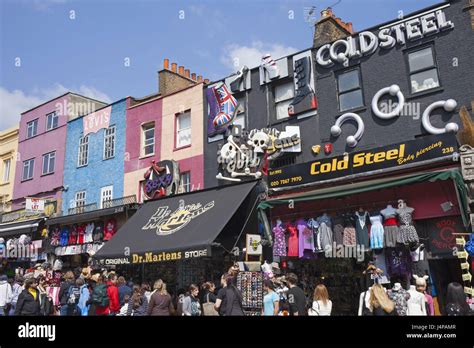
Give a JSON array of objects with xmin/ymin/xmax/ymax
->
[{"xmin": 287, "ymin": 225, "xmax": 299, "ymax": 257}]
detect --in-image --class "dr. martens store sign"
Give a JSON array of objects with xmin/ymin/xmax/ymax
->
[{"xmin": 268, "ymin": 134, "xmax": 457, "ymax": 189}]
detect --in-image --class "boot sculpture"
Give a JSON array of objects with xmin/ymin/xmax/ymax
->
[
  {"xmin": 206, "ymin": 82, "xmax": 239, "ymax": 136},
  {"xmin": 230, "ymin": 66, "xmax": 249, "ymax": 92},
  {"xmin": 261, "ymin": 54, "xmax": 280, "ymax": 80},
  {"xmin": 288, "ymin": 56, "xmax": 317, "ymax": 116}
]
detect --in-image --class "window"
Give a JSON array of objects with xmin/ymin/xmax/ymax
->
[
  {"xmin": 407, "ymin": 47, "xmax": 440, "ymax": 94},
  {"xmin": 274, "ymin": 81, "xmax": 295, "ymax": 120},
  {"xmin": 77, "ymin": 135, "xmax": 89, "ymax": 167},
  {"xmin": 176, "ymin": 111, "xmax": 191, "ymax": 148},
  {"xmin": 104, "ymin": 126, "xmax": 116, "ymax": 160},
  {"xmin": 180, "ymin": 172, "xmax": 191, "ymax": 193},
  {"xmin": 2, "ymin": 159, "xmax": 11, "ymax": 183},
  {"xmin": 270, "ymin": 155, "xmax": 296, "ymax": 169},
  {"xmin": 46, "ymin": 112, "xmax": 59, "ymax": 131},
  {"xmin": 75, "ymin": 191, "xmax": 86, "ymax": 209},
  {"xmin": 142, "ymin": 123, "xmax": 155, "ymax": 157},
  {"xmin": 42, "ymin": 151, "xmax": 56, "ymax": 175},
  {"xmin": 337, "ymin": 69, "xmax": 364, "ymax": 111},
  {"xmin": 100, "ymin": 186, "xmax": 113, "ymax": 209},
  {"xmin": 22, "ymin": 159, "xmax": 34, "ymax": 181},
  {"xmin": 27, "ymin": 119, "xmax": 38, "ymax": 138}
]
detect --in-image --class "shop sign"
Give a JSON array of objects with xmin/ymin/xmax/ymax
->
[
  {"xmin": 246, "ymin": 234, "xmax": 262, "ymax": 256},
  {"xmin": 427, "ymin": 216, "xmax": 463, "ymax": 257},
  {"xmin": 83, "ymin": 106, "xmax": 111, "ymax": 136},
  {"xmin": 25, "ymin": 198, "xmax": 45, "ymax": 213},
  {"xmin": 142, "ymin": 160, "xmax": 180, "ymax": 200},
  {"xmin": 268, "ymin": 133, "xmax": 457, "ymax": 189},
  {"xmin": 316, "ymin": 7, "xmax": 454, "ymax": 68}
]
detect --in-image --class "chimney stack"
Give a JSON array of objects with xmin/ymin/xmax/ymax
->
[
  {"xmin": 313, "ymin": 7, "xmax": 354, "ymax": 48},
  {"xmin": 178, "ymin": 66, "xmax": 185, "ymax": 75},
  {"xmin": 163, "ymin": 58, "xmax": 169, "ymax": 70},
  {"xmin": 197, "ymin": 75, "xmax": 203, "ymax": 82},
  {"xmin": 185, "ymin": 69, "xmax": 190, "ymax": 78},
  {"xmin": 191, "ymin": 73, "xmax": 196, "ymax": 80},
  {"xmin": 158, "ymin": 59, "xmax": 206, "ymax": 96},
  {"xmin": 171, "ymin": 63, "xmax": 177, "ymax": 72}
]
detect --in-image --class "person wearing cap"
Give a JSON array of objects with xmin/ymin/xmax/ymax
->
[{"xmin": 0, "ymin": 274, "xmax": 12, "ymax": 316}]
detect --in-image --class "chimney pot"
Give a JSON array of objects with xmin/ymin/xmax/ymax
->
[
  {"xmin": 198, "ymin": 75, "xmax": 203, "ymax": 82},
  {"xmin": 185, "ymin": 69, "xmax": 190, "ymax": 78},
  {"xmin": 204, "ymin": 79, "xmax": 210, "ymax": 84},
  {"xmin": 171, "ymin": 63, "xmax": 177, "ymax": 72},
  {"xmin": 191, "ymin": 73, "xmax": 196, "ymax": 80},
  {"xmin": 163, "ymin": 58, "xmax": 169, "ymax": 70},
  {"xmin": 178, "ymin": 66, "xmax": 185, "ymax": 75}
]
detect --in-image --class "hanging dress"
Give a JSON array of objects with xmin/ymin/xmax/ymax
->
[
  {"xmin": 297, "ymin": 219, "xmax": 314, "ymax": 258},
  {"xmin": 332, "ymin": 215, "xmax": 345, "ymax": 246},
  {"xmin": 381, "ymin": 208, "xmax": 399, "ymax": 248},
  {"xmin": 272, "ymin": 224, "xmax": 287, "ymax": 257},
  {"xmin": 355, "ymin": 211, "xmax": 370, "ymax": 249},
  {"xmin": 342, "ymin": 214, "xmax": 357, "ymax": 246},
  {"xmin": 308, "ymin": 218, "xmax": 323, "ymax": 252},
  {"xmin": 369, "ymin": 215, "xmax": 384, "ymax": 250},
  {"xmin": 317, "ymin": 214, "xmax": 333, "ymax": 251},
  {"xmin": 287, "ymin": 224, "xmax": 299, "ymax": 257},
  {"xmin": 396, "ymin": 208, "xmax": 419, "ymax": 245}
]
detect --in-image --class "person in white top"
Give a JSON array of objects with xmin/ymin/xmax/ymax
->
[
  {"xmin": 407, "ymin": 284, "xmax": 427, "ymax": 316},
  {"xmin": 308, "ymin": 284, "xmax": 332, "ymax": 316}
]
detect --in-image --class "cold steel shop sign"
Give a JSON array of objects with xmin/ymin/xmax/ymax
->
[{"xmin": 269, "ymin": 134, "xmax": 458, "ymax": 189}]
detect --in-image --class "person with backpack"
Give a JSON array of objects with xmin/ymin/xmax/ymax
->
[
  {"xmin": 126, "ymin": 285, "xmax": 148, "ymax": 316},
  {"xmin": 37, "ymin": 275, "xmax": 53, "ymax": 316},
  {"xmin": 93, "ymin": 275, "xmax": 110, "ymax": 315},
  {"xmin": 117, "ymin": 276, "xmax": 132, "ymax": 307},
  {"xmin": 214, "ymin": 275, "xmax": 244, "ymax": 316},
  {"xmin": 58, "ymin": 271, "xmax": 75, "ymax": 316},
  {"xmin": 182, "ymin": 284, "xmax": 201, "ymax": 316},
  {"xmin": 77, "ymin": 277, "xmax": 91, "ymax": 316},
  {"xmin": 14, "ymin": 278, "xmax": 40, "ymax": 316},
  {"xmin": 65, "ymin": 278, "xmax": 82, "ymax": 316}
]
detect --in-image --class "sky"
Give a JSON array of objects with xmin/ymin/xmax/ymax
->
[{"xmin": 0, "ymin": 0, "xmax": 442, "ymax": 130}]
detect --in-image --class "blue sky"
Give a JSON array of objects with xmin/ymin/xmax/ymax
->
[{"xmin": 1, "ymin": 0, "xmax": 441, "ymax": 129}]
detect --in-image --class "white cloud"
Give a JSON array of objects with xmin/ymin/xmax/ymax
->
[
  {"xmin": 221, "ymin": 41, "xmax": 298, "ymax": 72},
  {"xmin": 0, "ymin": 83, "xmax": 112, "ymax": 130}
]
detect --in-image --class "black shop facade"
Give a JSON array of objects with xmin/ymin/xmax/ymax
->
[{"xmin": 259, "ymin": 132, "xmax": 469, "ymax": 315}]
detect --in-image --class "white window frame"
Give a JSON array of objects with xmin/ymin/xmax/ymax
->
[
  {"xmin": 176, "ymin": 111, "xmax": 192, "ymax": 148},
  {"xmin": 103, "ymin": 126, "xmax": 116, "ymax": 160},
  {"xmin": 22, "ymin": 159, "xmax": 34, "ymax": 181},
  {"xmin": 77, "ymin": 135, "xmax": 89, "ymax": 167},
  {"xmin": 179, "ymin": 172, "xmax": 191, "ymax": 193},
  {"xmin": 141, "ymin": 123, "xmax": 155, "ymax": 157},
  {"xmin": 27, "ymin": 119, "xmax": 38, "ymax": 139},
  {"xmin": 75, "ymin": 191, "xmax": 87, "ymax": 208},
  {"xmin": 46, "ymin": 111, "xmax": 59, "ymax": 131},
  {"xmin": 42, "ymin": 151, "xmax": 56, "ymax": 175},
  {"xmin": 407, "ymin": 46, "xmax": 440, "ymax": 94},
  {"xmin": 2, "ymin": 158, "xmax": 11, "ymax": 183},
  {"xmin": 100, "ymin": 185, "xmax": 113, "ymax": 209},
  {"xmin": 274, "ymin": 82, "xmax": 295, "ymax": 120}
]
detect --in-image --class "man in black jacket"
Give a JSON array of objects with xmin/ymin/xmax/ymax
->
[{"xmin": 14, "ymin": 278, "xmax": 40, "ymax": 316}]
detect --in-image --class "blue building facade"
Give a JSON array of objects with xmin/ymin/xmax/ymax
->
[{"xmin": 62, "ymin": 98, "xmax": 129, "ymax": 213}]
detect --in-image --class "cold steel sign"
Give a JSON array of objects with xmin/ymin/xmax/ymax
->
[{"xmin": 268, "ymin": 134, "xmax": 458, "ymax": 189}]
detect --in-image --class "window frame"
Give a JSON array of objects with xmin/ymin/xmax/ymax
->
[
  {"xmin": 2, "ymin": 158, "xmax": 11, "ymax": 183},
  {"xmin": 103, "ymin": 125, "xmax": 116, "ymax": 160},
  {"xmin": 46, "ymin": 111, "xmax": 59, "ymax": 131},
  {"xmin": 273, "ymin": 79, "xmax": 295, "ymax": 121},
  {"xmin": 175, "ymin": 110, "xmax": 192, "ymax": 149},
  {"xmin": 100, "ymin": 185, "xmax": 114, "ymax": 209},
  {"xmin": 336, "ymin": 67, "xmax": 364, "ymax": 112},
  {"xmin": 22, "ymin": 158, "xmax": 35, "ymax": 181},
  {"xmin": 77, "ymin": 135, "xmax": 89, "ymax": 167},
  {"xmin": 26, "ymin": 119, "xmax": 39, "ymax": 139},
  {"xmin": 42, "ymin": 151, "xmax": 56, "ymax": 175},
  {"xmin": 75, "ymin": 191, "xmax": 87, "ymax": 208},
  {"xmin": 179, "ymin": 172, "xmax": 191, "ymax": 193},
  {"xmin": 141, "ymin": 122, "xmax": 155, "ymax": 157},
  {"xmin": 405, "ymin": 45, "xmax": 441, "ymax": 95}
]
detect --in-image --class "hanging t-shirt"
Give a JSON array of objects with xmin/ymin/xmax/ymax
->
[
  {"xmin": 84, "ymin": 223, "xmax": 94, "ymax": 243},
  {"xmin": 386, "ymin": 248, "xmax": 411, "ymax": 276},
  {"xmin": 297, "ymin": 220, "xmax": 314, "ymax": 258},
  {"xmin": 93, "ymin": 223, "xmax": 104, "ymax": 242},
  {"xmin": 60, "ymin": 228, "xmax": 69, "ymax": 247},
  {"xmin": 104, "ymin": 219, "xmax": 117, "ymax": 241},
  {"xmin": 263, "ymin": 291, "xmax": 279, "ymax": 316},
  {"xmin": 77, "ymin": 225, "xmax": 85, "ymax": 244}
]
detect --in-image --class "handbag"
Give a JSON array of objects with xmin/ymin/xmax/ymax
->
[
  {"xmin": 202, "ymin": 293, "xmax": 218, "ymax": 316},
  {"xmin": 308, "ymin": 301, "xmax": 320, "ymax": 316}
]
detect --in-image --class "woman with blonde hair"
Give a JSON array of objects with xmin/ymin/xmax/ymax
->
[
  {"xmin": 147, "ymin": 279, "xmax": 174, "ymax": 316},
  {"xmin": 308, "ymin": 284, "xmax": 332, "ymax": 316},
  {"xmin": 370, "ymin": 284, "xmax": 396, "ymax": 316}
]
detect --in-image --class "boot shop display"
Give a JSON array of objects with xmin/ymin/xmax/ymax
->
[
  {"xmin": 288, "ymin": 56, "xmax": 317, "ymax": 116},
  {"xmin": 206, "ymin": 82, "xmax": 239, "ymax": 137}
]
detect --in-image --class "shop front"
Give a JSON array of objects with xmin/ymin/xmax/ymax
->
[
  {"xmin": 94, "ymin": 181, "xmax": 262, "ymax": 293},
  {"xmin": 259, "ymin": 133, "xmax": 470, "ymax": 315}
]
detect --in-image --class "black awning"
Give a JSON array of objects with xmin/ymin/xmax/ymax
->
[
  {"xmin": 94, "ymin": 181, "xmax": 258, "ymax": 265},
  {"xmin": 45, "ymin": 205, "xmax": 129, "ymax": 226},
  {"xmin": 0, "ymin": 218, "xmax": 44, "ymax": 237}
]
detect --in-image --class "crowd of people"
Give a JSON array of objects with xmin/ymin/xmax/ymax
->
[{"xmin": 0, "ymin": 267, "xmax": 472, "ymax": 316}]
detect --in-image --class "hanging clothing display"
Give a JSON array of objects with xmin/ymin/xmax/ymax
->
[
  {"xmin": 60, "ymin": 228, "xmax": 69, "ymax": 247},
  {"xmin": 355, "ymin": 211, "xmax": 370, "ymax": 249},
  {"xmin": 369, "ymin": 215, "xmax": 384, "ymax": 250},
  {"xmin": 68, "ymin": 225, "xmax": 78, "ymax": 245},
  {"xmin": 387, "ymin": 286, "xmax": 410, "ymax": 316},
  {"xmin": 407, "ymin": 286, "xmax": 427, "ymax": 316},
  {"xmin": 93, "ymin": 223, "xmax": 104, "ymax": 242},
  {"xmin": 307, "ymin": 219, "xmax": 323, "ymax": 252},
  {"xmin": 332, "ymin": 215, "xmax": 345, "ymax": 246},
  {"xmin": 342, "ymin": 213, "xmax": 356, "ymax": 246},
  {"xmin": 297, "ymin": 219, "xmax": 314, "ymax": 257},
  {"xmin": 396, "ymin": 208, "xmax": 419, "ymax": 245},
  {"xmin": 50, "ymin": 228, "xmax": 60, "ymax": 247},
  {"xmin": 386, "ymin": 248, "xmax": 411, "ymax": 277},
  {"xmin": 317, "ymin": 214, "xmax": 333, "ymax": 251},
  {"xmin": 373, "ymin": 252, "xmax": 390, "ymax": 284},
  {"xmin": 286, "ymin": 224, "xmax": 299, "ymax": 257},
  {"xmin": 84, "ymin": 223, "xmax": 94, "ymax": 243},
  {"xmin": 272, "ymin": 223, "xmax": 286, "ymax": 257},
  {"xmin": 380, "ymin": 211, "xmax": 399, "ymax": 248},
  {"xmin": 103, "ymin": 219, "xmax": 117, "ymax": 241},
  {"xmin": 77, "ymin": 225, "xmax": 85, "ymax": 244}
]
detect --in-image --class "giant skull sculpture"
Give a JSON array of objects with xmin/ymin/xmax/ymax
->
[{"xmin": 248, "ymin": 131, "xmax": 270, "ymax": 153}]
